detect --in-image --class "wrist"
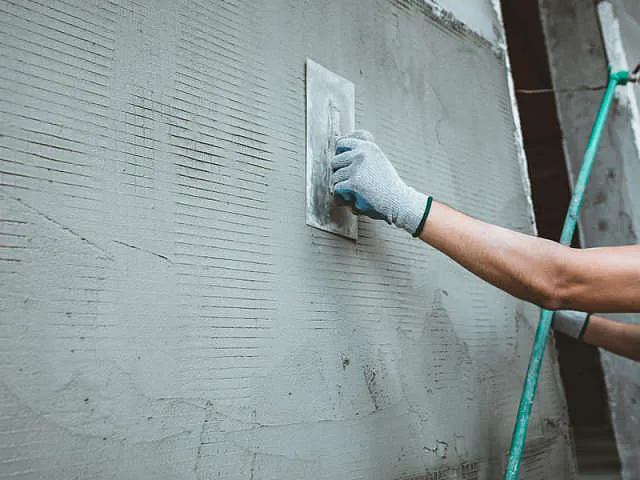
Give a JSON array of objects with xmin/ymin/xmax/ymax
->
[
  {"xmin": 395, "ymin": 186, "xmax": 432, "ymax": 236},
  {"xmin": 552, "ymin": 310, "xmax": 591, "ymax": 340}
]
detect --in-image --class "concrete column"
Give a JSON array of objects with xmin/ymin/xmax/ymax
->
[{"xmin": 540, "ymin": 0, "xmax": 640, "ymax": 477}]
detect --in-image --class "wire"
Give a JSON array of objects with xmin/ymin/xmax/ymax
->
[
  {"xmin": 504, "ymin": 73, "xmax": 622, "ymax": 480},
  {"xmin": 516, "ymin": 85, "xmax": 607, "ymax": 94},
  {"xmin": 517, "ymin": 77, "xmax": 639, "ymax": 94}
]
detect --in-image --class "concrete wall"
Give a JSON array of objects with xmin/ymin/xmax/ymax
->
[
  {"xmin": 0, "ymin": 1, "xmax": 575, "ymax": 478},
  {"xmin": 615, "ymin": 1, "xmax": 640, "ymax": 91},
  {"xmin": 539, "ymin": 0, "xmax": 640, "ymax": 477}
]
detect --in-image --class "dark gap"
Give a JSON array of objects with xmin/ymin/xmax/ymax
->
[{"xmin": 500, "ymin": 0, "xmax": 621, "ymax": 476}]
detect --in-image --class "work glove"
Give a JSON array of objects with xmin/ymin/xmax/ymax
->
[
  {"xmin": 331, "ymin": 130, "xmax": 432, "ymax": 237},
  {"xmin": 551, "ymin": 310, "xmax": 591, "ymax": 340}
]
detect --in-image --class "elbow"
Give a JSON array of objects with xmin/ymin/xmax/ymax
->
[
  {"xmin": 532, "ymin": 251, "xmax": 575, "ymax": 311},
  {"xmin": 530, "ymin": 277, "xmax": 562, "ymax": 310},
  {"xmin": 536, "ymin": 286, "xmax": 565, "ymax": 311}
]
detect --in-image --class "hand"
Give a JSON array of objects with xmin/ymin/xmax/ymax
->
[{"xmin": 331, "ymin": 130, "xmax": 432, "ymax": 236}]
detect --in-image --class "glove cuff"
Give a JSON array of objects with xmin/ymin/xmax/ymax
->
[
  {"xmin": 396, "ymin": 187, "xmax": 431, "ymax": 236},
  {"xmin": 552, "ymin": 310, "xmax": 591, "ymax": 340}
]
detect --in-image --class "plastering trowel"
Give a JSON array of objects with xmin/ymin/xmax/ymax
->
[{"xmin": 305, "ymin": 59, "xmax": 357, "ymax": 240}]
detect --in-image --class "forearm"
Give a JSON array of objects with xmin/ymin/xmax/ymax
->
[
  {"xmin": 418, "ymin": 201, "xmax": 640, "ymax": 312},
  {"xmin": 583, "ymin": 315, "xmax": 640, "ymax": 362},
  {"xmin": 418, "ymin": 200, "xmax": 565, "ymax": 309},
  {"xmin": 332, "ymin": 132, "xmax": 640, "ymax": 313}
]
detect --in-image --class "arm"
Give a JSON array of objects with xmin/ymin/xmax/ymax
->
[
  {"xmin": 553, "ymin": 311, "xmax": 640, "ymax": 362},
  {"xmin": 332, "ymin": 131, "xmax": 640, "ymax": 313},
  {"xmin": 585, "ymin": 315, "xmax": 640, "ymax": 361},
  {"xmin": 419, "ymin": 201, "xmax": 640, "ymax": 313}
]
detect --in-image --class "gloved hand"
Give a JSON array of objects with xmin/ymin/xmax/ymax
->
[
  {"xmin": 331, "ymin": 130, "xmax": 432, "ymax": 237},
  {"xmin": 552, "ymin": 310, "xmax": 591, "ymax": 340}
]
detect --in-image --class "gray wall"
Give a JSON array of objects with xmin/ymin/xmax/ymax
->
[
  {"xmin": 616, "ymin": 1, "xmax": 640, "ymax": 92},
  {"xmin": 539, "ymin": 0, "xmax": 640, "ymax": 477},
  {"xmin": 0, "ymin": 1, "xmax": 574, "ymax": 478}
]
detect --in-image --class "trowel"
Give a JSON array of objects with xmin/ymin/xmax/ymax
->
[{"xmin": 305, "ymin": 59, "xmax": 357, "ymax": 240}]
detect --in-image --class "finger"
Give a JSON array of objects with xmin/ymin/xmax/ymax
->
[
  {"xmin": 353, "ymin": 195, "xmax": 386, "ymax": 220},
  {"xmin": 333, "ymin": 189, "xmax": 354, "ymax": 207},
  {"xmin": 336, "ymin": 130, "xmax": 375, "ymax": 150},
  {"xmin": 331, "ymin": 165, "xmax": 352, "ymax": 186},
  {"xmin": 333, "ymin": 180, "xmax": 353, "ymax": 194},
  {"xmin": 348, "ymin": 129, "xmax": 375, "ymax": 142},
  {"xmin": 331, "ymin": 151, "xmax": 354, "ymax": 171},
  {"xmin": 333, "ymin": 181, "xmax": 355, "ymax": 206},
  {"xmin": 335, "ymin": 137, "xmax": 363, "ymax": 153}
]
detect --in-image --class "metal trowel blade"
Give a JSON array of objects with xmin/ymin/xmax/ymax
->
[{"xmin": 305, "ymin": 58, "xmax": 357, "ymax": 240}]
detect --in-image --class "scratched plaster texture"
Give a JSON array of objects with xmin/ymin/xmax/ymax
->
[
  {"xmin": 539, "ymin": 0, "xmax": 640, "ymax": 477},
  {"xmin": 426, "ymin": 0, "xmax": 499, "ymax": 46},
  {"xmin": 0, "ymin": 1, "xmax": 574, "ymax": 478}
]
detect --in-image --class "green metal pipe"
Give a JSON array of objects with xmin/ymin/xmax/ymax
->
[{"xmin": 503, "ymin": 68, "xmax": 628, "ymax": 480}]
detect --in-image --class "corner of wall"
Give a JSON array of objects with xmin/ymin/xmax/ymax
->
[{"xmin": 491, "ymin": 0, "xmax": 538, "ymax": 235}]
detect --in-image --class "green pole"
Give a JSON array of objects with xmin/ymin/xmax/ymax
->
[{"xmin": 503, "ymin": 68, "xmax": 629, "ymax": 480}]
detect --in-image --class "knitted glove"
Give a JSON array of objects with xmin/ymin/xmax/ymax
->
[
  {"xmin": 552, "ymin": 310, "xmax": 591, "ymax": 340},
  {"xmin": 331, "ymin": 130, "xmax": 432, "ymax": 236}
]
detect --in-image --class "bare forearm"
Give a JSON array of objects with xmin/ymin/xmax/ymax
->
[
  {"xmin": 418, "ymin": 201, "xmax": 565, "ymax": 309},
  {"xmin": 583, "ymin": 315, "xmax": 640, "ymax": 362},
  {"xmin": 418, "ymin": 201, "xmax": 640, "ymax": 312},
  {"xmin": 331, "ymin": 132, "xmax": 640, "ymax": 312}
]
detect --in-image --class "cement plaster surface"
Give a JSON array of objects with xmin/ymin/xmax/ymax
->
[
  {"xmin": 426, "ymin": 0, "xmax": 499, "ymax": 46},
  {"xmin": 615, "ymin": 0, "xmax": 640, "ymax": 77},
  {"xmin": 1, "ymin": 0, "xmax": 573, "ymax": 478}
]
